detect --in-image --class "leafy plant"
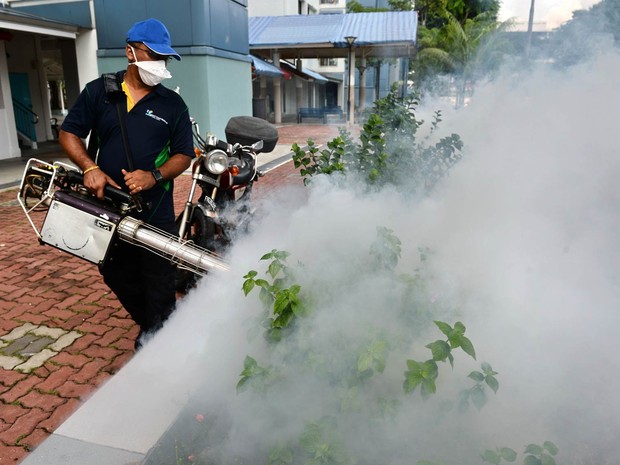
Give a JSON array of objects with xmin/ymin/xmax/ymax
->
[
  {"xmin": 298, "ymin": 417, "xmax": 354, "ymax": 465},
  {"xmin": 459, "ymin": 361, "xmax": 499, "ymax": 411},
  {"xmin": 234, "ymin": 229, "xmax": 504, "ymax": 465},
  {"xmin": 481, "ymin": 442, "xmax": 558, "ymax": 465},
  {"xmin": 292, "ymin": 89, "xmax": 463, "ymax": 193},
  {"xmin": 243, "ymin": 249, "xmax": 308, "ymax": 341},
  {"xmin": 403, "ymin": 320, "xmax": 483, "ymax": 399},
  {"xmin": 523, "ymin": 442, "xmax": 559, "ymax": 465}
]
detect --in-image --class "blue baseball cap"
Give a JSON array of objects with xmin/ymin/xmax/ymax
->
[{"xmin": 126, "ymin": 18, "xmax": 181, "ymax": 61}]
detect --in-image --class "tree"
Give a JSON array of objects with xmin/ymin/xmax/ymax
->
[
  {"xmin": 418, "ymin": 0, "xmax": 501, "ymax": 27},
  {"xmin": 414, "ymin": 12, "xmax": 513, "ymax": 106},
  {"xmin": 548, "ymin": 0, "xmax": 620, "ymax": 67}
]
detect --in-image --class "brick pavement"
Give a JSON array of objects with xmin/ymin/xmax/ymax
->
[{"xmin": 0, "ymin": 124, "xmax": 343, "ymax": 464}]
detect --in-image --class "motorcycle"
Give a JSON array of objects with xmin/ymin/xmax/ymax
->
[
  {"xmin": 16, "ymin": 116, "xmax": 277, "ymax": 284},
  {"xmin": 175, "ymin": 115, "xmax": 278, "ymax": 291}
]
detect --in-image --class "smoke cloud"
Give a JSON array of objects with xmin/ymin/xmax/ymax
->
[{"xmin": 77, "ymin": 45, "xmax": 620, "ymax": 465}]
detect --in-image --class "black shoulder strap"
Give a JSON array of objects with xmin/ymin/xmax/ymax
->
[
  {"xmin": 87, "ymin": 72, "xmax": 124, "ymax": 160},
  {"xmin": 93, "ymin": 72, "xmax": 144, "ymax": 211}
]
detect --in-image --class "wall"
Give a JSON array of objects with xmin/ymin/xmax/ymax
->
[
  {"xmin": 94, "ymin": 0, "xmax": 249, "ymax": 56},
  {"xmin": 0, "ymin": 40, "xmax": 21, "ymax": 160}
]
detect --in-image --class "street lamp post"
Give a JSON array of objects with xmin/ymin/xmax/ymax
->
[{"xmin": 345, "ymin": 36, "xmax": 357, "ymax": 126}]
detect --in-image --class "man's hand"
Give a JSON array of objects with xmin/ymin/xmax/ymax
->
[
  {"xmin": 58, "ymin": 130, "xmax": 122, "ymax": 199},
  {"xmin": 122, "ymin": 169, "xmax": 157, "ymax": 195},
  {"xmin": 84, "ymin": 168, "xmax": 122, "ymax": 199}
]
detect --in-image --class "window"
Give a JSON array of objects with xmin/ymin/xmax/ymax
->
[
  {"xmin": 320, "ymin": 0, "xmax": 338, "ymax": 3},
  {"xmin": 320, "ymin": 58, "xmax": 338, "ymax": 67}
]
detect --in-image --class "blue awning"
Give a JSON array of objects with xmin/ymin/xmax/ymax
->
[
  {"xmin": 250, "ymin": 55, "xmax": 284, "ymax": 78},
  {"xmin": 280, "ymin": 60, "xmax": 328, "ymax": 82},
  {"xmin": 249, "ymin": 11, "xmax": 417, "ymax": 58}
]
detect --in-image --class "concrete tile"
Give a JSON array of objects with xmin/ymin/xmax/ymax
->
[
  {"xmin": 2, "ymin": 334, "xmax": 39, "ymax": 356},
  {"xmin": 15, "ymin": 349, "xmax": 57, "ymax": 373},
  {"xmin": 0, "ymin": 355, "xmax": 23, "ymax": 369},
  {"xmin": 49, "ymin": 331, "xmax": 82, "ymax": 351},
  {"xmin": 31, "ymin": 326, "xmax": 67, "ymax": 339},
  {"xmin": 1, "ymin": 323, "xmax": 39, "ymax": 342}
]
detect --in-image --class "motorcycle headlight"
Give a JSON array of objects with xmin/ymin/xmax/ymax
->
[{"xmin": 204, "ymin": 149, "xmax": 228, "ymax": 175}]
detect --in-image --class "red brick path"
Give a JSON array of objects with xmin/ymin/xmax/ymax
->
[{"xmin": 0, "ymin": 124, "xmax": 339, "ymax": 463}]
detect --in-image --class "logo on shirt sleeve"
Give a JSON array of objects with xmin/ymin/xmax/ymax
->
[{"xmin": 145, "ymin": 109, "xmax": 169, "ymax": 125}]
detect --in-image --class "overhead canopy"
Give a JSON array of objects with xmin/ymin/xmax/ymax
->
[
  {"xmin": 251, "ymin": 55, "xmax": 284, "ymax": 78},
  {"xmin": 249, "ymin": 11, "xmax": 418, "ymax": 60},
  {"xmin": 280, "ymin": 60, "xmax": 328, "ymax": 82},
  {"xmin": 0, "ymin": 6, "xmax": 78, "ymax": 39}
]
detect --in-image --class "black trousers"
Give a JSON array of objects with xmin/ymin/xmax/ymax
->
[{"xmin": 100, "ymin": 238, "xmax": 177, "ymax": 333}]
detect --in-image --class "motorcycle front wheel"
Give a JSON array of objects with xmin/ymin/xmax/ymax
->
[{"xmin": 175, "ymin": 207, "xmax": 216, "ymax": 294}]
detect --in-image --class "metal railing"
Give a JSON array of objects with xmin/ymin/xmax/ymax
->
[{"xmin": 12, "ymin": 98, "xmax": 39, "ymax": 142}]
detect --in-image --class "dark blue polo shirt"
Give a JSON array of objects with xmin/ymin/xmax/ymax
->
[{"xmin": 61, "ymin": 71, "xmax": 194, "ymax": 228}]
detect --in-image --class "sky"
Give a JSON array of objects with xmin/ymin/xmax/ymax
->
[{"xmin": 499, "ymin": 0, "xmax": 602, "ymax": 29}]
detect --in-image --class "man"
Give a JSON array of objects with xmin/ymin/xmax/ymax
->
[{"xmin": 59, "ymin": 18, "xmax": 194, "ymax": 349}]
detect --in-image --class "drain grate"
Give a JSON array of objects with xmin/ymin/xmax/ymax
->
[{"xmin": 0, "ymin": 323, "xmax": 82, "ymax": 373}]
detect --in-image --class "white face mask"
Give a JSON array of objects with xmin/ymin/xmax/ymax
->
[{"xmin": 129, "ymin": 46, "xmax": 172, "ymax": 86}]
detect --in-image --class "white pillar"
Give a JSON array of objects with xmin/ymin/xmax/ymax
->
[
  {"xmin": 0, "ymin": 40, "xmax": 21, "ymax": 160},
  {"xmin": 347, "ymin": 48, "xmax": 356, "ymax": 126},
  {"xmin": 272, "ymin": 51, "xmax": 281, "ymax": 124}
]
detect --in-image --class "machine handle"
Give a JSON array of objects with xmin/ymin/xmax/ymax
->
[{"xmin": 65, "ymin": 171, "xmax": 135, "ymax": 205}]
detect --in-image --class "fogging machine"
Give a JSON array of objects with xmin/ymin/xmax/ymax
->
[{"xmin": 17, "ymin": 159, "xmax": 229, "ymax": 274}]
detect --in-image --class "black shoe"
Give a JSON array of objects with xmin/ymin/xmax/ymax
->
[{"xmin": 134, "ymin": 329, "xmax": 144, "ymax": 351}]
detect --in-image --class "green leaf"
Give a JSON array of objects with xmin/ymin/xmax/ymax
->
[
  {"xmin": 426, "ymin": 340, "xmax": 452, "ymax": 362},
  {"xmin": 500, "ymin": 447, "xmax": 517, "ymax": 462},
  {"xmin": 358, "ymin": 353, "xmax": 373, "ymax": 372},
  {"xmin": 481, "ymin": 361, "xmax": 497, "ymax": 375},
  {"xmin": 254, "ymin": 279, "xmax": 270, "ymax": 289},
  {"xmin": 525, "ymin": 445, "xmax": 544, "ymax": 455},
  {"xmin": 421, "ymin": 360, "xmax": 439, "ymax": 380},
  {"xmin": 268, "ymin": 261, "xmax": 283, "ymax": 279},
  {"xmin": 454, "ymin": 321, "xmax": 466, "ymax": 334},
  {"xmin": 374, "ymin": 355, "xmax": 386, "ymax": 373},
  {"xmin": 458, "ymin": 335, "xmax": 476, "ymax": 359},
  {"xmin": 541, "ymin": 454, "xmax": 556, "ymax": 465},
  {"xmin": 403, "ymin": 360, "xmax": 423, "ymax": 393},
  {"xmin": 485, "ymin": 375, "xmax": 499, "ymax": 394},
  {"xmin": 260, "ymin": 251, "xmax": 276, "ymax": 261},
  {"xmin": 421, "ymin": 378, "xmax": 437, "ymax": 398},
  {"xmin": 481, "ymin": 450, "xmax": 501, "ymax": 465},
  {"xmin": 243, "ymin": 355, "xmax": 257, "ymax": 370},
  {"xmin": 273, "ymin": 292, "xmax": 291, "ymax": 315},
  {"xmin": 434, "ymin": 320, "xmax": 452, "ymax": 336},
  {"xmin": 236, "ymin": 376, "xmax": 249, "ymax": 392},
  {"xmin": 242, "ymin": 279, "xmax": 255, "ymax": 296},
  {"xmin": 468, "ymin": 371, "xmax": 485, "ymax": 382},
  {"xmin": 543, "ymin": 442, "xmax": 558, "ymax": 456},
  {"xmin": 448, "ymin": 329, "xmax": 461, "ymax": 349},
  {"xmin": 403, "ymin": 375, "xmax": 422, "ymax": 393},
  {"xmin": 523, "ymin": 456, "xmax": 542, "ymax": 465},
  {"xmin": 406, "ymin": 359, "xmax": 421, "ymax": 373}
]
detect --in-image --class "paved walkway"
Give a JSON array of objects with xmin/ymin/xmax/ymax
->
[{"xmin": 0, "ymin": 123, "xmax": 351, "ymax": 464}]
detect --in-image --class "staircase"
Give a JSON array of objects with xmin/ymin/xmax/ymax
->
[{"xmin": 12, "ymin": 98, "xmax": 39, "ymax": 149}]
